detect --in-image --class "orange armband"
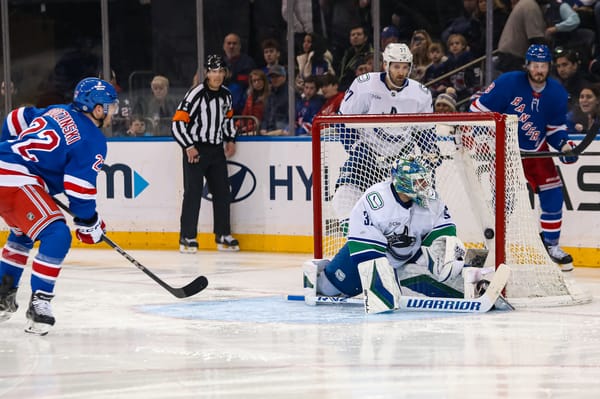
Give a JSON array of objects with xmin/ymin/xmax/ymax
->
[{"xmin": 172, "ymin": 110, "xmax": 191, "ymax": 123}]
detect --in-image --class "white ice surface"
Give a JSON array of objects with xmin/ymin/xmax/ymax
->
[{"xmin": 1, "ymin": 248, "xmax": 600, "ymax": 398}]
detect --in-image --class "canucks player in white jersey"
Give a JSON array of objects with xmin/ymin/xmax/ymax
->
[
  {"xmin": 339, "ymin": 44, "xmax": 432, "ymax": 115},
  {"xmin": 470, "ymin": 44, "xmax": 577, "ymax": 271},
  {"xmin": 332, "ymin": 43, "xmax": 437, "ymax": 232},
  {"xmin": 305, "ymin": 156, "xmax": 474, "ymax": 313},
  {"xmin": 0, "ymin": 77, "xmax": 117, "ymax": 335}
]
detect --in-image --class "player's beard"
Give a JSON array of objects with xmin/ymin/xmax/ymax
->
[
  {"xmin": 387, "ymin": 73, "xmax": 407, "ymax": 89},
  {"xmin": 527, "ymin": 69, "xmax": 548, "ymax": 85}
]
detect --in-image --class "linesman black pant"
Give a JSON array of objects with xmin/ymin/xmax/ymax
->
[{"xmin": 179, "ymin": 143, "xmax": 232, "ymax": 240}]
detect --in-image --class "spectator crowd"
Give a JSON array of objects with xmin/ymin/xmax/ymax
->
[{"xmin": 94, "ymin": 0, "xmax": 600, "ymax": 138}]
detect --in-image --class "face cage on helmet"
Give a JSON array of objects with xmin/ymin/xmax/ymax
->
[
  {"xmin": 393, "ymin": 171, "xmax": 436, "ymax": 208},
  {"xmin": 104, "ymin": 102, "xmax": 118, "ymax": 117}
]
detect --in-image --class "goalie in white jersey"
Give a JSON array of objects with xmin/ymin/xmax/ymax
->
[
  {"xmin": 333, "ymin": 43, "xmax": 438, "ymax": 231},
  {"xmin": 305, "ymin": 156, "xmax": 483, "ymax": 313}
]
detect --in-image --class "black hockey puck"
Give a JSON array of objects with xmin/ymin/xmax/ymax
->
[{"xmin": 484, "ymin": 228, "xmax": 495, "ymax": 239}]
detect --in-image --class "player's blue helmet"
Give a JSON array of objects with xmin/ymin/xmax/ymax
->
[
  {"xmin": 526, "ymin": 44, "xmax": 552, "ymax": 64},
  {"xmin": 73, "ymin": 77, "xmax": 118, "ymax": 114},
  {"xmin": 391, "ymin": 156, "xmax": 437, "ymax": 208}
]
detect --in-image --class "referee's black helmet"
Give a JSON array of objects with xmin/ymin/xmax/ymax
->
[{"xmin": 206, "ymin": 55, "xmax": 226, "ymax": 70}]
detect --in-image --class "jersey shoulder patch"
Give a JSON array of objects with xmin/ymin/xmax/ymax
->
[
  {"xmin": 365, "ymin": 191, "xmax": 384, "ymax": 210},
  {"xmin": 356, "ymin": 73, "xmax": 371, "ymax": 83}
]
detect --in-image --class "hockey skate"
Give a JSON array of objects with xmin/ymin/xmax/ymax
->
[
  {"xmin": 216, "ymin": 235, "xmax": 239, "ymax": 252},
  {"xmin": 0, "ymin": 275, "xmax": 18, "ymax": 322},
  {"xmin": 25, "ymin": 290, "xmax": 55, "ymax": 336},
  {"xmin": 474, "ymin": 279, "xmax": 515, "ymax": 311},
  {"xmin": 179, "ymin": 237, "xmax": 199, "ymax": 254},
  {"xmin": 546, "ymin": 244, "xmax": 574, "ymax": 272}
]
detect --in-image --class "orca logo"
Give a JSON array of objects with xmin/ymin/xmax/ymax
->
[{"xmin": 202, "ymin": 161, "xmax": 256, "ymax": 203}]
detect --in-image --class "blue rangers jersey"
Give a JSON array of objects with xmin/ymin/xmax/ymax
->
[
  {"xmin": 1, "ymin": 105, "xmax": 63, "ymax": 141},
  {"xmin": 470, "ymin": 71, "xmax": 569, "ymax": 152},
  {"xmin": 0, "ymin": 105, "xmax": 106, "ymax": 220}
]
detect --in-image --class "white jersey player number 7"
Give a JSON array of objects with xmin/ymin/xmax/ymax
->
[{"xmin": 340, "ymin": 71, "xmax": 433, "ymax": 115}]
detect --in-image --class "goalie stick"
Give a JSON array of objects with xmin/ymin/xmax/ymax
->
[
  {"xmin": 53, "ymin": 198, "xmax": 208, "ymax": 298},
  {"xmin": 288, "ymin": 264, "xmax": 511, "ymax": 313}
]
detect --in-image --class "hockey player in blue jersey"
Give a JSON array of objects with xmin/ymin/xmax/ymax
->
[
  {"xmin": 0, "ymin": 77, "xmax": 117, "ymax": 335},
  {"xmin": 1, "ymin": 104, "xmax": 63, "ymax": 141},
  {"xmin": 470, "ymin": 44, "xmax": 577, "ymax": 271}
]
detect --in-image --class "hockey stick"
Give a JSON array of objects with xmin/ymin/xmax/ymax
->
[
  {"xmin": 53, "ymin": 198, "xmax": 208, "ymax": 298},
  {"xmin": 288, "ymin": 264, "xmax": 511, "ymax": 314},
  {"xmin": 521, "ymin": 129, "xmax": 599, "ymax": 158},
  {"xmin": 287, "ymin": 294, "xmax": 363, "ymax": 305},
  {"xmin": 521, "ymin": 151, "xmax": 600, "ymax": 158}
]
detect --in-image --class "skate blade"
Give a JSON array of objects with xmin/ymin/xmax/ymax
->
[
  {"xmin": 24, "ymin": 320, "xmax": 52, "ymax": 336},
  {"xmin": 217, "ymin": 244, "xmax": 239, "ymax": 252},
  {"xmin": 179, "ymin": 246, "xmax": 198, "ymax": 254},
  {"xmin": 560, "ymin": 263, "xmax": 574, "ymax": 272}
]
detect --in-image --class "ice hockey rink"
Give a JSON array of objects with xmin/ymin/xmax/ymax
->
[{"xmin": 1, "ymin": 248, "xmax": 600, "ymax": 399}]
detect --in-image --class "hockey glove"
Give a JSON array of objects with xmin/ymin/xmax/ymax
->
[
  {"xmin": 559, "ymin": 140, "xmax": 578, "ymax": 164},
  {"xmin": 418, "ymin": 236, "xmax": 466, "ymax": 283},
  {"xmin": 74, "ymin": 213, "xmax": 106, "ymax": 244}
]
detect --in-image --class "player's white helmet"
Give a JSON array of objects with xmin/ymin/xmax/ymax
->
[
  {"xmin": 391, "ymin": 155, "xmax": 437, "ymax": 208},
  {"xmin": 382, "ymin": 43, "xmax": 413, "ymax": 69}
]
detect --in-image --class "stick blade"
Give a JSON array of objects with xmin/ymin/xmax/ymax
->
[{"xmin": 170, "ymin": 276, "xmax": 209, "ymax": 298}]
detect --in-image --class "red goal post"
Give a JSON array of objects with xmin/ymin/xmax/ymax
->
[{"xmin": 311, "ymin": 112, "xmax": 591, "ymax": 307}]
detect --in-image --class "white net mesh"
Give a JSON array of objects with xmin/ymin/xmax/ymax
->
[{"xmin": 313, "ymin": 113, "xmax": 591, "ymax": 307}]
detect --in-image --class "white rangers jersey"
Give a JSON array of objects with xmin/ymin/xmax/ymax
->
[
  {"xmin": 346, "ymin": 181, "xmax": 456, "ymax": 269},
  {"xmin": 339, "ymin": 72, "xmax": 433, "ymax": 115}
]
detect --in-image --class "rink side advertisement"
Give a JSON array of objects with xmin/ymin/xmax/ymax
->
[{"xmin": 0, "ymin": 136, "xmax": 598, "ymax": 265}]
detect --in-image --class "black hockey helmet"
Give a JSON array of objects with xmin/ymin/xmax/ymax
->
[{"xmin": 205, "ymin": 54, "xmax": 226, "ymax": 71}]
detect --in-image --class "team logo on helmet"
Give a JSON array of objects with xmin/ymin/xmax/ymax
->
[
  {"xmin": 526, "ymin": 44, "xmax": 552, "ymax": 63},
  {"xmin": 73, "ymin": 77, "xmax": 117, "ymax": 113}
]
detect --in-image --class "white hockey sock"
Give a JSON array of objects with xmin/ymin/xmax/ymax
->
[{"xmin": 317, "ymin": 272, "xmax": 342, "ymax": 296}]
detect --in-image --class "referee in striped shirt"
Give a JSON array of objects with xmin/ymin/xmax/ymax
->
[{"xmin": 172, "ymin": 54, "xmax": 239, "ymax": 253}]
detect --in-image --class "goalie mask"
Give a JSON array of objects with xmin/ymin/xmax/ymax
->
[{"xmin": 391, "ymin": 156, "xmax": 437, "ymax": 208}]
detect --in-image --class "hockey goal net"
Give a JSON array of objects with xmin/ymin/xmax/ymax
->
[{"xmin": 311, "ymin": 113, "xmax": 590, "ymax": 308}]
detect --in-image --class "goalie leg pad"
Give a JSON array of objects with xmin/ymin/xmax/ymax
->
[{"xmin": 358, "ymin": 257, "xmax": 401, "ymax": 314}]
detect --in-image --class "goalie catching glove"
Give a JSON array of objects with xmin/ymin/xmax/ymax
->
[
  {"xmin": 74, "ymin": 213, "xmax": 106, "ymax": 244},
  {"xmin": 416, "ymin": 236, "xmax": 466, "ymax": 282}
]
